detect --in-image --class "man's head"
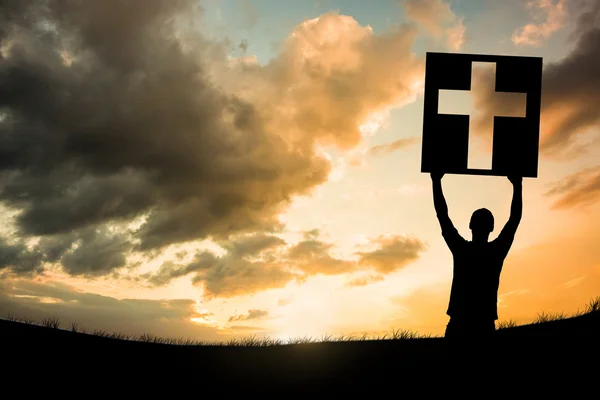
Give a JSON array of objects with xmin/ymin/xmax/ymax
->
[{"xmin": 469, "ymin": 208, "xmax": 494, "ymax": 239}]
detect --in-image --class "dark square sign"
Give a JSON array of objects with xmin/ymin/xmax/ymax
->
[{"xmin": 420, "ymin": 52, "xmax": 543, "ymax": 178}]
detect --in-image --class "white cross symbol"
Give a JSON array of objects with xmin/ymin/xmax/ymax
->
[{"xmin": 437, "ymin": 62, "xmax": 528, "ymax": 171}]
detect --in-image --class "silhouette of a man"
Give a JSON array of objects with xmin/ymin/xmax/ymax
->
[{"xmin": 431, "ymin": 172, "xmax": 523, "ymax": 339}]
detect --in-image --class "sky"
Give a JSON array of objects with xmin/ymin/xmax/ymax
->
[{"xmin": 1, "ymin": 0, "xmax": 600, "ymax": 341}]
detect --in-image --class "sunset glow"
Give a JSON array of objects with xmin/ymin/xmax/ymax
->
[{"xmin": 1, "ymin": 0, "xmax": 600, "ymax": 343}]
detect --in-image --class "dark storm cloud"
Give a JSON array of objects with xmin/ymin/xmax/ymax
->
[
  {"xmin": 5, "ymin": 169, "xmax": 157, "ymax": 237},
  {"xmin": 472, "ymin": 0, "xmax": 600, "ymax": 157},
  {"xmin": 147, "ymin": 251, "xmax": 219, "ymax": 287},
  {"xmin": 0, "ymin": 2, "xmax": 427, "ymax": 285},
  {"xmin": 0, "ymin": 238, "xmax": 44, "ymax": 274},
  {"xmin": 0, "ymin": 0, "xmax": 331, "ymax": 255},
  {"xmin": 60, "ymin": 226, "xmax": 133, "ymax": 276},
  {"xmin": 220, "ymin": 233, "xmax": 286, "ymax": 257},
  {"xmin": 0, "ymin": 225, "xmax": 135, "ymax": 277},
  {"xmin": 536, "ymin": 0, "xmax": 600, "ymax": 154},
  {"xmin": 523, "ymin": 1, "xmax": 600, "ymax": 210}
]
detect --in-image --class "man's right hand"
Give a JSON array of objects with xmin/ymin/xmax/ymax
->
[
  {"xmin": 430, "ymin": 172, "xmax": 445, "ymax": 181},
  {"xmin": 507, "ymin": 175, "xmax": 522, "ymax": 186}
]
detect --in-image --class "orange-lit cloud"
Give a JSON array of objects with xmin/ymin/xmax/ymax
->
[
  {"xmin": 545, "ymin": 166, "xmax": 600, "ymax": 209},
  {"xmin": 356, "ymin": 235, "xmax": 427, "ymax": 274},
  {"xmin": 285, "ymin": 230, "xmax": 357, "ymax": 276},
  {"xmin": 145, "ymin": 230, "xmax": 427, "ymax": 297},
  {"xmin": 220, "ymin": 11, "xmax": 425, "ymax": 150},
  {"xmin": 228, "ymin": 308, "xmax": 268, "ymax": 322},
  {"xmin": 344, "ymin": 274, "xmax": 385, "ymax": 287},
  {"xmin": 0, "ymin": 278, "xmax": 226, "ymax": 340},
  {"xmin": 146, "ymin": 233, "xmax": 300, "ymax": 298},
  {"xmin": 512, "ymin": 0, "xmax": 568, "ymax": 46},
  {"xmin": 402, "ymin": 0, "xmax": 466, "ymax": 50},
  {"xmin": 277, "ymin": 296, "xmax": 293, "ymax": 306},
  {"xmin": 367, "ymin": 137, "xmax": 419, "ymax": 157}
]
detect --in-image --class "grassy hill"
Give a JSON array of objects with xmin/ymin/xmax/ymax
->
[{"xmin": 3, "ymin": 298, "xmax": 600, "ymax": 391}]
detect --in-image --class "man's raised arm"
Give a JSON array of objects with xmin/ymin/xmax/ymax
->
[
  {"xmin": 431, "ymin": 172, "xmax": 450, "ymax": 223},
  {"xmin": 505, "ymin": 176, "xmax": 523, "ymax": 233},
  {"xmin": 431, "ymin": 173, "xmax": 462, "ymax": 248},
  {"xmin": 497, "ymin": 176, "xmax": 523, "ymax": 249}
]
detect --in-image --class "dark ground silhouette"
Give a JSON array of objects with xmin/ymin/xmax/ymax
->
[{"xmin": 3, "ymin": 305, "xmax": 600, "ymax": 392}]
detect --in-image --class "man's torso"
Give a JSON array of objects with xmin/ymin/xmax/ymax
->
[{"xmin": 447, "ymin": 240, "xmax": 506, "ymax": 320}]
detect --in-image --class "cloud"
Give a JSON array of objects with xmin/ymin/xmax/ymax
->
[
  {"xmin": 146, "ymin": 233, "xmax": 299, "ymax": 298},
  {"xmin": 59, "ymin": 227, "xmax": 133, "ymax": 276},
  {"xmin": 0, "ymin": 225, "xmax": 134, "ymax": 277},
  {"xmin": 195, "ymin": 257, "xmax": 297, "ymax": 299},
  {"xmin": 367, "ymin": 137, "xmax": 419, "ymax": 157},
  {"xmin": 537, "ymin": 0, "xmax": 600, "ymax": 155},
  {"xmin": 445, "ymin": 19, "xmax": 466, "ymax": 51},
  {"xmin": 402, "ymin": 0, "xmax": 466, "ymax": 50},
  {"xmin": 544, "ymin": 166, "xmax": 600, "ymax": 209},
  {"xmin": 220, "ymin": 233, "xmax": 287, "ymax": 258},
  {"xmin": 285, "ymin": 230, "xmax": 357, "ymax": 276},
  {"xmin": 226, "ymin": 325, "xmax": 266, "ymax": 331},
  {"xmin": 146, "ymin": 230, "xmax": 427, "ymax": 296},
  {"xmin": 356, "ymin": 235, "xmax": 427, "ymax": 274},
  {"xmin": 228, "ymin": 308, "xmax": 268, "ymax": 322},
  {"xmin": 512, "ymin": 0, "xmax": 568, "ymax": 46},
  {"xmin": 0, "ymin": 238, "xmax": 45, "ymax": 275},
  {"xmin": 472, "ymin": 0, "xmax": 600, "ymax": 158},
  {"xmin": 561, "ymin": 275, "xmax": 585, "ymax": 289},
  {"xmin": 277, "ymin": 296, "xmax": 293, "ymax": 306},
  {"xmin": 193, "ymin": 310, "xmax": 215, "ymax": 322},
  {"xmin": 0, "ymin": 279, "xmax": 224, "ymax": 341},
  {"xmin": 146, "ymin": 230, "xmax": 354, "ymax": 297},
  {"xmin": 0, "ymin": 2, "xmax": 425, "ymax": 279},
  {"xmin": 221, "ymin": 11, "xmax": 425, "ymax": 150},
  {"xmin": 344, "ymin": 274, "xmax": 385, "ymax": 287}
]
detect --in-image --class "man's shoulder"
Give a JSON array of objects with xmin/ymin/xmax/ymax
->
[
  {"xmin": 487, "ymin": 237, "xmax": 513, "ymax": 261},
  {"xmin": 448, "ymin": 238, "xmax": 469, "ymax": 256},
  {"xmin": 491, "ymin": 234, "xmax": 513, "ymax": 248}
]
